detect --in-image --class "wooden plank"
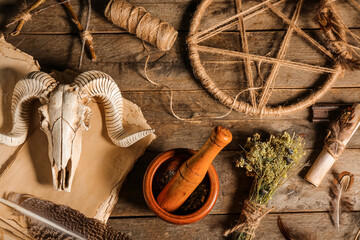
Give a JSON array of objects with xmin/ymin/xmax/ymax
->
[
  {"xmin": 111, "ymin": 149, "xmax": 360, "ymax": 217},
  {"xmin": 118, "ymin": 115, "xmax": 360, "ymax": 150},
  {"xmin": 9, "ymin": 71, "xmax": 360, "ymax": 125},
  {"xmin": 1, "ymin": 31, "xmax": 333, "ymax": 65},
  {"xmin": 121, "ymin": 88, "xmax": 360, "ymax": 123},
  {"xmin": 82, "ymin": 62, "xmax": 360, "ymax": 89},
  {"xmin": 0, "ymin": 91, "xmax": 355, "ymax": 150},
  {"xmin": 1, "ymin": 0, "xmax": 360, "ymax": 32},
  {"xmin": 4, "ymin": 31, "xmax": 360, "ymax": 89},
  {"xmin": 1, "ymin": 2, "xmax": 185, "ymax": 33},
  {"xmin": 1, "ymin": 0, "xmax": 360, "ymax": 236},
  {"xmin": 108, "ymin": 212, "xmax": 359, "ymax": 239},
  {"xmin": 4, "ymin": 33, "xmax": 179, "ymax": 66}
]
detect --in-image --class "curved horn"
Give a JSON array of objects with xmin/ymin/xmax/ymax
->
[
  {"xmin": 74, "ymin": 70, "xmax": 154, "ymax": 147},
  {"xmin": 0, "ymin": 71, "xmax": 57, "ymax": 146}
]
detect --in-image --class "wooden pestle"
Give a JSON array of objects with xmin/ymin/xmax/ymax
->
[{"xmin": 157, "ymin": 126, "xmax": 232, "ymax": 212}]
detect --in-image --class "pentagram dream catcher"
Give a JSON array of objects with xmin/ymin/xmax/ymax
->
[{"xmin": 187, "ymin": 0, "xmax": 360, "ymax": 117}]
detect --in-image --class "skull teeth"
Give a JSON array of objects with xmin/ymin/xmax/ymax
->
[{"xmin": 53, "ymin": 159, "xmax": 72, "ymax": 192}]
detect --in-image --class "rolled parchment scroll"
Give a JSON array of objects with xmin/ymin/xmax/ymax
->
[{"xmin": 305, "ymin": 103, "xmax": 360, "ymax": 187}]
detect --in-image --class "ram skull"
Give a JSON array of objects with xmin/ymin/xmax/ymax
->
[{"xmin": 0, "ymin": 71, "xmax": 154, "ymax": 192}]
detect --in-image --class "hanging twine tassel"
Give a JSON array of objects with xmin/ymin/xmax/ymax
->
[{"xmin": 105, "ymin": 0, "xmax": 178, "ymax": 51}]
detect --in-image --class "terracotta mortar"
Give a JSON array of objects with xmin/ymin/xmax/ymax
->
[{"xmin": 143, "ymin": 148, "xmax": 219, "ymax": 225}]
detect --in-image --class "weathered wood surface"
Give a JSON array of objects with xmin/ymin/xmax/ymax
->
[
  {"xmin": 107, "ymin": 212, "xmax": 360, "ymax": 239},
  {"xmin": 4, "ymin": 32, "xmax": 360, "ymax": 88},
  {"xmin": 1, "ymin": 0, "xmax": 360, "ymax": 32},
  {"xmin": 4, "ymin": 31, "xmax": 333, "ymax": 65},
  {"xmin": 142, "ymin": 119, "xmax": 360, "ymax": 151},
  {"xmin": 112, "ymin": 149, "xmax": 360, "ymax": 217},
  {"xmin": 1, "ymin": 0, "xmax": 360, "ymax": 239}
]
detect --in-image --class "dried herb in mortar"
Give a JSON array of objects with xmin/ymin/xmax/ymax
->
[{"xmin": 224, "ymin": 132, "xmax": 306, "ymax": 240}]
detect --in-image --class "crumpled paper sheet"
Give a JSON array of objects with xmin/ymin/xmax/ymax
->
[
  {"xmin": 0, "ymin": 36, "xmax": 155, "ymax": 239},
  {"xmin": 0, "ymin": 34, "xmax": 40, "ymax": 172}
]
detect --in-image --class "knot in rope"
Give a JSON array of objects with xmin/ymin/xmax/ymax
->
[
  {"xmin": 324, "ymin": 130, "xmax": 346, "ymax": 160},
  {"xmin": 81, "ymin": 30, "xmax": 93, "ymax": 42},
  {"xmin": 224, "ymin": 200, "xmax": 273, "ymax": 237},
  {"xmin": 20, "ymin": 12, "xmax": 32, "ymax": 22}
]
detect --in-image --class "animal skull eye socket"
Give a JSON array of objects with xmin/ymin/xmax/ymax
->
[
  {"xmin": 84, "ymin": 119, "xmax": 90, "ymax": 129},
  {"xmin": 39, "ymin": 111, "xmax": 46, "ymax": 122},
  {"xmin": 83, "ymin": 108, "xmax": 92, "ymax": 129},
  {"xmin": 38, "ymin": 108, "xmax": 49, "ymax": 130}
]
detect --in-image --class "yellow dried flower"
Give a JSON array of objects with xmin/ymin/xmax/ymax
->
[{"xmin": 236, "ymin": 132, "xmax": 305, "ymax": 205}]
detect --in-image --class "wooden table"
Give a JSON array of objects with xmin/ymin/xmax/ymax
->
[{"xmin": 1, "ymin": 0, "xmax": 360, "ymax": 239}]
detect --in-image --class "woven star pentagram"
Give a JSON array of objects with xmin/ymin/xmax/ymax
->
[{"xmin": 187, "ymin": 0, "xmax": 343, "ymax": 116}]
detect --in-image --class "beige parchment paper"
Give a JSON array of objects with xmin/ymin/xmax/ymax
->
[{"xmin": 0, "ymin": 35, "xmax": 155, "ymax": 239}]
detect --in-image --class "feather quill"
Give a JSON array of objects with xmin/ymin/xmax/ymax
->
[
  {"xmin": 330, "ymin": 172, "xmax": 354, "ymax": 231},
  {"xmin": 277, "ymin": 216, "xmax": 316, "ymax": 240},
  {"xmin": 0, "ymin": 197, "xmax": 86, "ymax": 240},
  {"xmin": 355, "ymin": 228, "xmax": 360, "ymax": 240},
  {"xmin": 0, "ymin": 193, "xmax": 130, "ymax": 240}
]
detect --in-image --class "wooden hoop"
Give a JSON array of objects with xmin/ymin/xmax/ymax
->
[{"xmin": 187, "ymin": 0, "xmax": 343, "ymax": 116}]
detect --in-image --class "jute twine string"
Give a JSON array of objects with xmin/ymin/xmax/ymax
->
[
  {"xmin": 187, "ymin": 0, "xmax": 343, "ymax": 116},
  {"xmin": 196, "ymin": 45, "xmax": 337, "ymax": 74},
  {"xmin": 257, "ymin": 0, "xmax": 302, "ymax": 110},
  {"xmin": 189, "ymin": 0, "xmax": 278, "ymax": 44},
  {"xmin": 320, "ymin": 1, "xmax": 351, "ymax": 61},
  {"xmin": 6, "ymin": 12, "xmax": 31, "ymax": 27},
  {"xmin": 319, "ymin": 0, "xmax": 360, "ymax": 69},
  {"xmin": 349, "ymin": 0, "xmax": 360, "ymax": 11},
  {"xmin": 194, "ymin": 0, "xmax": 286, "ymax": 45},
  {"xmin": 323, "ymin": 104, "xmax": 356, "ymax": 159},
  {"xmin": 80, "ymin": 30, "xmax": 93, "ymax": 43},
  {"xmin": 188, "ymin": 0, "xmax": 334, "ymax": 60},
  {"xmin": 324, "ymin": 130, "xmax": 346, "ymax": 160},
  {"xmin": 142, "ymin": 42, "xmax": 261, "ymax": 121},
  {"xmin": 223, "ymin": 200, "xmax": 273, "ymax": 237},
  {"xmin": 6, "ymin": 0, "xmax": 70, "ymax": 28},
  {"xmin": 334, "ymin": 21, "xmax": 360, "ymax": 58},
  {"xmin": 79, "ymin": 0, "xmax": 92, "ymax": 68},
  {"xmin": 265, "ymin": 1, "xmax": 334, "ymax": 60},
  {"xmin": 105, "ymin": 0, "xmax": 178, "ymax": 51},
  {"xmin": 235, "ymin": 0, "xmax": 257, "ymax": 108}
]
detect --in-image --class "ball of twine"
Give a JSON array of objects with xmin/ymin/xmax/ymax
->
[{"xmin": 105, "ymin": 0, "xmax": 178, "ymax": 51}]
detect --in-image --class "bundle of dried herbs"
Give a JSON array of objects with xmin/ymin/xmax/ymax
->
[{"xmin": 225, "ymin": 132, "xmax": 306, "ymax": 240}]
